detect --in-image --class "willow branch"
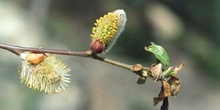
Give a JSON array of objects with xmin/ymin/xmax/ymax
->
[
  {"xmin": 0, "ymin": 43, "xmax": 134, "ymax": 72},
  {"xmin": 0, "ymin": 43, "xmax": 91, "ymax": 57},
  {"xmin": 92, "ymin": 54, "xmax": 133, "ymax": 71}
]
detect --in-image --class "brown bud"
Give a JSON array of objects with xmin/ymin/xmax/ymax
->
[
  {"xmin": 26, "ymin": 53, "xmax": 47, "ymax": 65},
  {"xmin": 90, "ymin": 39, "xmax": 105, "ymax": 53},
  {"xmin": 133, "ymin": 64, "xmax": 143, "ymax": 72}
]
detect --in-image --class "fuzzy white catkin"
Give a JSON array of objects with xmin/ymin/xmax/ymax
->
[
  {"xmin": 106, "ymin": 9, "xmax": 127, "ymax": 52},
  {"xmin": 19, "ymin": 52, "xmax": 70, "ymax": 94}
]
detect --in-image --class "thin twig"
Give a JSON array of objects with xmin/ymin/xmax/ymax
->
[
  {"xmin": 92, "ymin": 54, "xmax": 133, "ymax": 71},
  {"xmin": 0, "ymin": 43, "xmax": 91, "ymax": 57},
  {"xmin": 0, "ymin": 43, "xmax": 134, "ymax": 72}
]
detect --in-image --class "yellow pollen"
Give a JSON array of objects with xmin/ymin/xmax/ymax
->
[{"xmin": 91, "ymin": 12, "xmax": 119, "ymax": 47}]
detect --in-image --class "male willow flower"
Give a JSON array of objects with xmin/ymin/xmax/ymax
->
[
  {"xmin": 90, "ymin": 9, "xmax": 127, "ymax": 53},
  {"xmin": 19, "ymin": 52, "xmax": 70, "ymax": 94}
]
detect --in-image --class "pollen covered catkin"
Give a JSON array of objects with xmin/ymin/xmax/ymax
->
[
  {"xmin": 90, "ymin": 9, "xmax": 127, "ymax": 53},
  {"xmin": 20, "ymin": 52, "xmax": 70, "ymax": 94}
]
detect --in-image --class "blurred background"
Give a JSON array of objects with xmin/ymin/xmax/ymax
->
[{"xmin": 0, "ymin": 0, "xmax": 219, "ymax": 110}]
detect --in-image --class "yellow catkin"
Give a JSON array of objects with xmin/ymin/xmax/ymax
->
[
  {"xmin": 20, "ymin": 53, "xmax": 70, "ymax": 94},
  {"xmin": 90, "ymin": 9, "xmax": 127, "ymax": 52},
  {"xmin": 91, "ymin": 12, "xmax": 119, "ymax": 47}
]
